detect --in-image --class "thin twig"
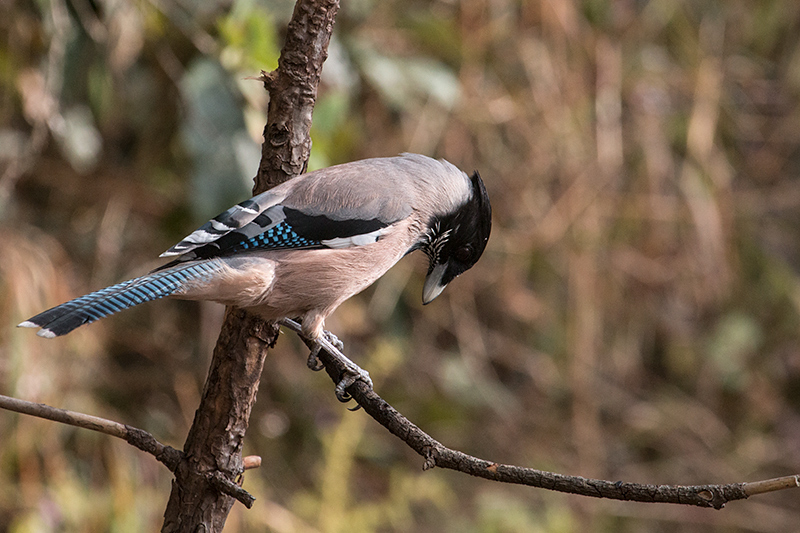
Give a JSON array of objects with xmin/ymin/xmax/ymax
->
[
  {"xmin": 243, "ymin": 455, "xmax": 263, "ymax": 470},
  {"xmin": 208, "ymin": 471, "xmax": 255, "ymax": 509},
  {"xmin": 287, "ymin": 337, "xmax": 800, "ymax": 510},
  {"xmin": 0, "ymin": 393, "xmax": 260, "ymax": 508},
  {"xmin": 743, "ymin": 476, "xmax": 800, "ymax": 497},
  {"xmin": 0, "ymin": 394, "xmax": 181, "ymax": 470}
]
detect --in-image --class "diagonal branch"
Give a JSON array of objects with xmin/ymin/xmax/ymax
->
[{"xmin": 298, "ymin": 339, "xmax": 800, "ymax": 510}]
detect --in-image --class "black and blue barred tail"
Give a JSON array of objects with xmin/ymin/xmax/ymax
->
[{"xmin": 18, "ymin": 261, "xmax": 221, "ymax": 338}]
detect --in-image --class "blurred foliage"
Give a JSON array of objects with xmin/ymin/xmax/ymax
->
[{"xmin": 2, "ymin": 0, "xmax": 800, "ymax": 531}]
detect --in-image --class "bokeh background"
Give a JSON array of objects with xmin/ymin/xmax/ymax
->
[{"xmin": 2, "ymin": 0, "xmax": 800, "ymax": 531}]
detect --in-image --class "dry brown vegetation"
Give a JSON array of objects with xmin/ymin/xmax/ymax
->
[{"xmin": 2, "ymin": 0, "xmax": 800, "ymax": 531}]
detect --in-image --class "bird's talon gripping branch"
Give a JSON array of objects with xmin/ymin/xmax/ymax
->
[
  {"xmin": 280, "ymin": 318, "xmax": 373, "ymax": 400},
  {"xmin": 335, "ymin": 374, "xmax": 356, "ymax": 402},
  {"xmin": 333, "ymin": 369, "xmax": 369, "ymax": 409},
  {"xmin": 306, "ymin": 346, "xmax": 325, "ymax": 371},
  {"xmin": 316, "ymin": 330, "xmax": 373, "ymax": 395},
  {"xmin": 323, "ymin": 330, "xmax": 344, "ymax": 352}
]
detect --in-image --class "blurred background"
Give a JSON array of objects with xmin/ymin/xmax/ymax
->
[{"xmin": 2, "ymin": 0, "xmax": 800, "ymax": 531}]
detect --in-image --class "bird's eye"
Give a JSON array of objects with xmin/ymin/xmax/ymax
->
[{"xmin": 453, "ymin": 245, "xmax": 473, "ymax": 263}]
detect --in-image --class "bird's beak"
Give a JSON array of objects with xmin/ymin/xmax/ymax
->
[{"xmin": 422, "ymin": 263, "xmax": 448, "ymax": 304}]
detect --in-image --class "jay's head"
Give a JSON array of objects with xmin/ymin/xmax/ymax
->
[{"xmin": 421, "ymin": 170, "xmax": 492, "ymax": 304}]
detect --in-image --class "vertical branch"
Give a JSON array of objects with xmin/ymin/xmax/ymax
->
[
  {"xmin": 257, "ymin": 0, "xmax": 340, "ymax": 191},
  {"xmin": 161, "ymin": 1, "xmax": 340, "ymax": 531}
]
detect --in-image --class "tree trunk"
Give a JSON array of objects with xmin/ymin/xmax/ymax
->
[{"xmin": 161, "ymin": 0, "xmax": 340, "ymax": 530}]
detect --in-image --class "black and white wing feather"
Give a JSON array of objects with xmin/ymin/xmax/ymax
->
[
  {"xmin": 161, "ymin": 168, "xmax": 414, "ymax": 263},
  {"xmin": 160, "ymin": 189, "xmax": 287, "ymax": 257}
]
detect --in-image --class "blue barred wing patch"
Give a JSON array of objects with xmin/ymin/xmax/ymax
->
[{"xmin": 225, "ymin": 220, "xmax": 321, "ymax": 252}]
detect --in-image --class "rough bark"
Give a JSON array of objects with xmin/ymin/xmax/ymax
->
[
  {"xmin": 257, "ymin": 0, "xmax": 339, "ymax": 192},
  {"xmin": 160, "ymin": 0, "xmax": 340, "ymax": 530},
  {"xmin": 161, "ymin": 310, "xmax": 277, "ymax": 531}
]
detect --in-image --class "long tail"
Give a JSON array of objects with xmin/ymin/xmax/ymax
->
[{"xmin": 18, "ymin": 261, "xmax": 222, "ymax": 338}]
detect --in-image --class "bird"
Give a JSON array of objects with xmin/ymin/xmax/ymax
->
[{"xmin": 19, "ymin": 153, "xmax": 492, "ymax": 396}]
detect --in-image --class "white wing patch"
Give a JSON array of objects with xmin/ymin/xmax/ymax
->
[
  {"xmin": 321, "ymin": 227, "xmax": 387, "ymax": 249},
  {"xmin": 161, "ymin": 227, "xmax": 217, "ymax": 253}
]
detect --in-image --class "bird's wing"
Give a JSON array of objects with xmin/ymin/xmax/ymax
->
[{"xmin": 161, "ymin": 162, "xmax": 414, "ymax": 260}]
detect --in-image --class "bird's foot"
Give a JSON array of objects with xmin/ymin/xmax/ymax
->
[
  {"xmin": 307, "ymin": 345, "xmax": 325, "ymax": 371},
  {"xmin": 315, "ymin": 330, "xmax": 372, "ymax": 403},
  {"xmin": 306, "ymin": 330, "xmax": 343, "ymax": 371},
  {"xmin": 279, "ymin": 318, "xmax": 373, "ymax": 403}
]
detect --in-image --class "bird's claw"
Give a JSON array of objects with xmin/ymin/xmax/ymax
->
[
  {"xmin": 307, "ymin": 345, "xmax": 325, "ymax": 371},
  {"xmin": 306, "ymin": 330, "xmax": 345, "ymax": 371},
  {"xmin": 316, "ymin": 330, "xmax": 372, "ymax": 404},
  {"xmin": 333, "ymin": 365, "xmax": 372, "ymax": 404},
  {"xmin": 278, "ymin": 318, "xmax": 372, "ymax": 405},
  {"xmin": 323, "ymin": 330, "xmax": 345, "ymax": 352}
]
